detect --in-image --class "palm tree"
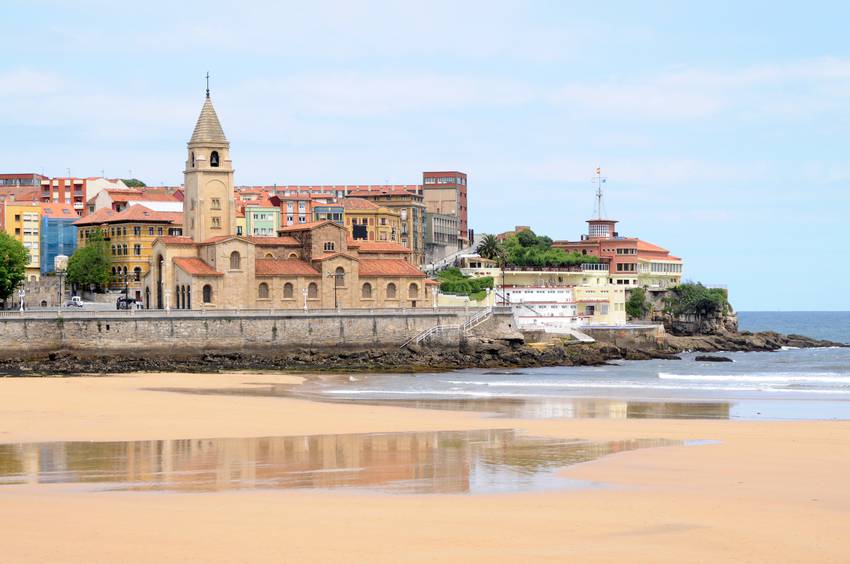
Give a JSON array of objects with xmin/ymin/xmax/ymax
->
[{"xmin": 476, "ymin": 234, "xmax": 503, "ymax": 261}]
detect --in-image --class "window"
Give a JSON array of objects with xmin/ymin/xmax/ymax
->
[
  {"xmin": 211, "ymin": 198, "xmax": 221, "ymax": 210},
  {"xmin": 202, "ymin": 284, "xmax": 213, "ymax": 303},
  {"xmin": 323, "ymin": 241, "xmax": 335, "ymax": 252},
  {"xmin": 134, "ymin": 226, "xmax": 141, "ymax": 236},
  {"xmin": 133, "ymin": 267, "xmax": 141, "ymax": 281},
  {"xmin": 386, "ymin": 283, "xmax": 397, "ymax": 299},
  {"xmin": 361, "ymin": 282, "xmax": 372, "ymax": 299},
  {"xmin": 149, "ymin": 227, "xmax": 154, "ymax": 236},
  {"xmin": 191, "ymin": 152, "xmax": 195, "ymax": 167},
  {"xmin": 210, "ymin": 151, "xmax": 220, "ymax": 167},
  {"xmin": 408, "ymin": 283, "xmax": 419, "ymax": 298},
  {"xmin": 157, "ymin": 227, "xmax": 163, "ymax": 236},
  {"xmin": 236, "ymin": 226, "xmax": 243, "ymax": 236},
  {"xmin": 211, "ymin": 217, "xmax": 221, "ymax": 229},
  {"xmin": 134, "ymin": 244, "xmax": 141, "ymax": 255},
  {"xmin": 265, "ymin": 252, "xmax": 274, "ymax": 259},
  {"xmin": 334, "ymin": 266, "xmax": 344, "ymax": 287},
  {"xmin": 229, "ymin": 251, "xmax": 241, "ymax": 270},
  {"xmin": 283, "ymin": 282, "xmax": 294, "ymax": 299},
  {"xmin": 307, "ymin": 282, "xmax": 318, "ymax": 298},
  {"xmin": 288, "ymin": 252, "xmax": 298, "ymax": 259},
  {"xmin": 122, "ymin": 244, "xmax": 127, "ymax": 255},
  {"xmin": 258, "ymin": 282, "xmax": 269, "ymax": 299}
]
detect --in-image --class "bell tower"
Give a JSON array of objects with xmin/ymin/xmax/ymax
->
[{"xmin": 184, "ymin": 78, "xmax": 236, "ymax": 243}]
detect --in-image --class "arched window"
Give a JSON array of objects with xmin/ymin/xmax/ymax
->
[
  {"xmin": 361, "ymin": 282, "xmax": 372, "ymax": 299},
  {"xmin": 210, "ymin": 150, "xmax": 220, "ymax": 167},
  {"xmin": 111, "ymin": 267, "xmax": 116, "ymax": 276},
  {"xmin": 191, "ymin": 152, "xmax": 195, "ymax": 168},
  {"xmin": 288, "ymin": 252, "xmax": 298, "ymax": 259},
  {"xmin": 258, "ymin": 282, "xmax": 269, "ymax": 299},
  {"xmin": 186, "ymin": 286, "xmax": 191, "ymax": 309},
  {"xmin": 202, "ymin": 284, "xmax": 213, "ymax": 304},
  {"xmin": 134, "ymin": 267, "xmax": 141, "ymax": 282},
  {"xmin": 229, "ymin": 251, "xmax": 241, "ymax": 270},
  {"xmin": 408, "ymin": 283, "xmax": 419, "ymax": 298},
  {"xmin": 386, "ymin": 283, "xmax": 397, "ymax": 299},
  {"xmin": 283, "ymin": 282, "xmax": 294, "ymax": 299},
  {"xmin": 334, "ymin": 266, "xmax": 344, "ymax": 287},
  {"xmin": 122, "ymin": 266, "xmax": 127, "ymax": 276},
  {"xmin": 323, "ymin": 241, "xmax": 335, "ymax": 252},
  {"xmin": 265, "ymin": 252, "xmax": 274, "ymax": 259},
  {"xmin": 175, "ymin": 285, "xmax": 180, "ymax": 309},
  {"xmin": 307, "ymin": 282, "xmax": 318, "ymax": 298}
]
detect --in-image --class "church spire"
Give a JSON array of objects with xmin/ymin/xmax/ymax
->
[
  {"xmin": 189, "ymin": 94, "xmax": 228, "ymax": 147},
  {"xmin": 205, "ymin": 71, "xmax": 210, "ymax": 98}
]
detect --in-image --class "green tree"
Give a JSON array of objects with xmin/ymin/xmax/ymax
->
[
  {"xmin": 67, "ymin": 229, "xmax": 111, "ymax": 289},
  {"xmin": 663, "ymin": 283, "xmax": 729, "ymax": 317},
  {"xmin": 476, "ymin": 234, "xmax": 504, "ymax": 261},
  {"xmin": 625, "ymin": 287, "xmax": 649, "ymax": 319},
  {"xmin": 0, "ymin": 232, "xmax": 29, "ymax": 304},
  {"xmin": 121, "ymin": 178, "xmax": 147, "ymax": 187},
  {"xmin": 501, "ymin": 229, "xmax": 599, "ymax": 268}
]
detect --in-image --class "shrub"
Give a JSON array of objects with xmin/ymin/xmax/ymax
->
[
  {"xmin": 625, "ymin": 287, "xmax": 649, "ymax": 319},
  {"xmin": 664, "ymin": 283, "xmax": 729, "ymax": 317}
]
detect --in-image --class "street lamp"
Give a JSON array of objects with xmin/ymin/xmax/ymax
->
[
  {"xmin": 54, "ymin": 254, "xmax": 68, "ymax": 307},
  {"xmin": 328, "ymin": 271, "xmax": 344, "ymax": 310}
]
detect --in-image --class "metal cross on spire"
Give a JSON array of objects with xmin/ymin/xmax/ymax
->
[{"xmin": 205, "ymin": 72, "xmax": 210, "ymax": 98}]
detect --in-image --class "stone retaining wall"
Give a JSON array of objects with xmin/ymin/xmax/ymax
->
[{"xmin": 0, "ymin": 309, "xmax": 517, "ymax": 356}]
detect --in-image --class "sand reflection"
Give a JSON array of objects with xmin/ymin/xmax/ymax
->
[{"xmin": 0, "ymin": 430, "xmax": 676, "ymax": 494}]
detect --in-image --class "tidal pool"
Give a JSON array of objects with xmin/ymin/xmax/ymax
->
[{"xmin": 0, "ymin": 430, "xmax": 678, "ymax": 494}]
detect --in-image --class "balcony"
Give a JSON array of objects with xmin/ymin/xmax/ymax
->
[{"xmin": 73, "ymin": 202, "xmax": 84, "ymax": 210}]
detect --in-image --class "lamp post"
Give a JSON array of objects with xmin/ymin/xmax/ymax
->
[
  {"xmin": 54, "ymin": 254, "xmax": 68, "ymax": 308},
  {"xmin": 328, "ymin": 271, "xmax": 344, "ymax": 310},
  {"xmin": 302, "ymin": 287, "xmax": 308, "ymax": 312}
]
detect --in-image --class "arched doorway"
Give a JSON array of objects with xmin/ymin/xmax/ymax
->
[{"xmin": 155, "ymin": 254, "xmax": 164, "ymax": 309}]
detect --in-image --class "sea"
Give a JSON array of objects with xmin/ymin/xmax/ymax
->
[{"xmin": 298, "ymin": 312, "xmax": 850, "ymax": 421}]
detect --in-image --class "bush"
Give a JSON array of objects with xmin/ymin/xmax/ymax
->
[
  {"xmin": 437, "ymin": 268, "xmax": 493, "ymax": 297},
  {"xmin": 503, "ymin": 229, "xmax": 599, "ymax": 268},
  {"xmin": 664, "ymin": 283, "xmax": 729, "ymax": 317},
  {"xmin": 625, "ymin": 287, "xmax": 649, "ymax": 319}
]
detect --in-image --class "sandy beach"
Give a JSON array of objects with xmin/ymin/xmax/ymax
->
[{"xmin": 0, "ymin": 372, "xmax": 848, "ymax": 563}]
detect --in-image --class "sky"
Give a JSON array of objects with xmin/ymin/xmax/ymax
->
[{"xmin": 3, "ymin": 0, "xmax": 849, "ymax": 310}]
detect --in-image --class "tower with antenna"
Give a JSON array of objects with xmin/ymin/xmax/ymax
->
[{"xmin": 585, "ymin": 166, "xmax": 618, "ymax": 240}]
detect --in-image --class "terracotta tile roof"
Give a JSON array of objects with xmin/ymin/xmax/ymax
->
[
  {"xmin": 158, "ymin": 236, "xmax": 195, "ymax": 245},
  {"xmin": 424, "ymin": 279, "xmax": 440, "ymax": 285},
  {"xmin": 312, "ymin": 252, "xmax": 360, "ymax": 262},
  {"xmin": 173, "ymin": 257, "xmax": 222, "ymax": 276},
  {"xmin": 73, "ymin": 207, "xmax": 117, "ymax": 226},
  {"xmin": 635, "ymin": 239, "xmax": 670, "ymax": 253},
  {"xmin": 355, "ymin": 241, "xmax": 412, "ymax": 254},
  {"xmin": 358, "ymin": 259, "xmax": 425, "ymax": 277},
  {"xmin": 40, "ymin": 204, "xmax": 79, "ymax": 219},
  {"xmin": 339, "ymin": 197, "xmax": 379, "ymax": 210},
  {"xmin": 255, "ymin": 258, "xmax": 321, "ymax": 277},
  {"xmin": 113, "ymin": 205, "xmax": 182, "ymax": 224}
]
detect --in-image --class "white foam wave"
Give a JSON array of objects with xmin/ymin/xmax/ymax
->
[{"xmin": 658, "ymin": 372, "xmax": 850, "ymax": 384}]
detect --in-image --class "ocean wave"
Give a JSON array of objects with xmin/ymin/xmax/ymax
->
[{"xmin": 658, "ymin": 372, "xmax": 850, "ymax": 384}]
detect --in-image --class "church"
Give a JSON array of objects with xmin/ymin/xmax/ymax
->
[{"xmin": 142, "ymin": 92, "xmax": 435, "ymax": 310}]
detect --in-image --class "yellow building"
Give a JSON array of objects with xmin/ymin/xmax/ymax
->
[
  {"xmin": 74, "ymin": 204, "xmax": 183, "ymax": 300},
  {"xmin": 3, "ymin": 201, "xmax": 42, "ymax": 281},
  {"xmin": 341, "ymin": 198, "xmax": 401, "ymax": 244},
  {"xmin": 345, "ymin": 188, "xmax": 427, "ymax": 265}
]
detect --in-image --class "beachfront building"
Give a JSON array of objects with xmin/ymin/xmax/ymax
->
[
  {"xmin": 244, "ymin": 197, "xmax": 281, "ymax": 237},
  {"xmin": 341, "ymin": 198, "xmax": 401, "ymax": 243},
  {"xmin": 143, "ymin": 90, "xmax": 435, "ymax": 310},
  {"xmin": 422, "ymin": 171, "xmax": 468, "ymax": 246},
  {"xmin": 553, "ymin": 218, "xmax": 684, "ymax": 291},
  {"xmin": 1, "ymin": 201, "xmax": 42, "ymax": 280},
  {"xmin": 346, "ymin": 187, "xmax": 427, "ymax": 265},
  {"xmin": 424, "ymin": 211, "xmax": 460, "ymax": 264},
  {"xmin": 74, "ymin": 205, "xmax": 183, "ymax": 299},
  {"xmin": 39, "ymin": 204, "xmax": 78, "ymax": 274}
]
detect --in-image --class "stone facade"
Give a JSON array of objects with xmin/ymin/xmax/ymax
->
[{"xmin": 142, "ymin": 92, "xmax": 435, "ymax": 311}]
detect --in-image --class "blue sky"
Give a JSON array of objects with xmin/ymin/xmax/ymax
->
[{"xmin": 3, "ymin": 1, "xmax": 849, "ymax": 310}]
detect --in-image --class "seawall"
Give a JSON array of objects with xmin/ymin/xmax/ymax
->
[{"xmin": 0, "ymin": 308, "xmax": 516, "ymax": 357}]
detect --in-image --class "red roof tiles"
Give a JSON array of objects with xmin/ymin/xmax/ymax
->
[
  {"xmin": 355, "ymin": 241, "xmax": 412, "ymax": 254},
  {"xmin": 358, "ymin": 259, "xmax": 425, "ymax": 277},
  {"xmin": 173, "ymin": 257, "xmax": 222, "ymax": 276}
]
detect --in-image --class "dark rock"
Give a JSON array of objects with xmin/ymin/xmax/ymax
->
[{"xmin": 695, "ymin": 355, "xmax": 734, "ymax": 362}]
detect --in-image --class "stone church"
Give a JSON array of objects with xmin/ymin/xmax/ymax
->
[{"xmin": 143, "ymin": 93, "xmax": 435, "ymax": 310}]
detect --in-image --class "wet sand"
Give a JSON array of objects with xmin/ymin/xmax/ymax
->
[{"xmin": 0, "ymin": 372, "xmax": 848, "ymax": 563}]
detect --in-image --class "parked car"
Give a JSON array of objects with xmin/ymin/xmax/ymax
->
[
  {"xmin": 65, "ymin": 296, "xmax": 84, "ymax": 308},
  {"xmin": 116, "ymin": 296, "xmax": 136, "ymax": 310}
]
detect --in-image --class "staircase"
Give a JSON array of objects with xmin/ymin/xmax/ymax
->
[{"xmin": 401, "ymin": 307, "xmax": 493, "ymax": 348}]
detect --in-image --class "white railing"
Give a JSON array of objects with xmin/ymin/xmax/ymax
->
[
  {"xmin": 400, "ymin": 324, "xmax": 461, "ymax": 348},
  {"xmin": 461, "ymin": 307, "xmax": 493, "ymax": 332}
]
